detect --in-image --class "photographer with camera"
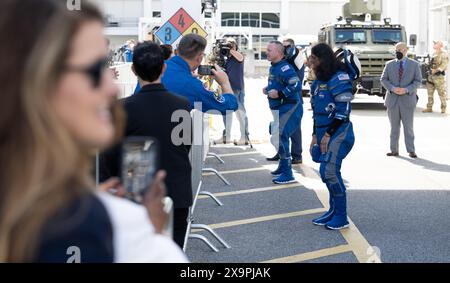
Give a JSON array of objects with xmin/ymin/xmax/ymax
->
[
  {"xmin": 213, "ymin": 38, "xmax": 250, "ymax": 146},
  {"xmin": 162, "ymin": 34, "xmax": 238, "ymax": 114}
]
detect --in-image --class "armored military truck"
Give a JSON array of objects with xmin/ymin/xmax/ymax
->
[{"xmin": 318, "ymin": 0, "xmax": 411, "ymax": 97}]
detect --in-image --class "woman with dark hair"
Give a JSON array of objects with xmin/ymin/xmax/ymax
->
[
  {"xmin": 160, "ymin": 44, "xmax": 174, "ymax": 60},
  {"xmin": 308, "ymin": 43, "xmax": 355, "ymax": 230}
]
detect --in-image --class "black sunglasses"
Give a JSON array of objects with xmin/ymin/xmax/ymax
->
[{"xmin": 64, "ymin": 57, "xmax": 109, "ymax": 88}]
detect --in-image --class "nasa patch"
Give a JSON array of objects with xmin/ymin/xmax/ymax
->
[
  {"xmin": 319, "ymin": 84, "xmax": 328, "ymax": 90},
  {"xmin": 214, "ymin": 93, "xmax": 225, "ymax": 103},
  {"xmin": 338, "ymin": 74, "xmax": 350, "ymax": 81},
  {"xmin": 281, "ymin": 65, "xmax": 291, "ymax": 72}
]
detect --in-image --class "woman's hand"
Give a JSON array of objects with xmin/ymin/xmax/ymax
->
[
  {"xmin": 320, "ymin": 133, "xmax": 331, "ymax": 153},
  {"xmin": 143, "ymin": 171, "xmax": 169, "ymax": 234}
]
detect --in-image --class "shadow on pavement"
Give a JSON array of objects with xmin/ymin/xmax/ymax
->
[{"xmin": 398, "ymin": 156, "xmax": 450, "ymax": 173}]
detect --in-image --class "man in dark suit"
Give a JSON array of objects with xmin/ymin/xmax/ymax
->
[
  {"xmin": 100, "ymin": 41, "xmax": 192, "ymax": 248},
  {"xmin": 381, "ymin": 42, "xmax": 422, "ymax": 158}
]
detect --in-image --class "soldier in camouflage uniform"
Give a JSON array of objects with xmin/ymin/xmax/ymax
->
[{"xmin": 424, "ymin": 40, "xmax": 448, "ymax": 114}]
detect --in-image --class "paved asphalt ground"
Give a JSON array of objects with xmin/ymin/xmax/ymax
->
[{"xmin": 185, "ymin": 80, "xmax": 450, "ymax": 263}]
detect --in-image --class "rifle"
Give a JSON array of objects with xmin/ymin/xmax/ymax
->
[{"xmin": 425, "ymin": 55, "xmax": 435, "ymax": 86}]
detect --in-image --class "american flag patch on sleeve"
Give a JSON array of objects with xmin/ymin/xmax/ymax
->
[
  {"xmin": 338, "ymin": 74, "xmax": 350, "ymax": 81},
  {"xmin": 281, "ymin": 65, "xmax": 290, "ymax": 72}
]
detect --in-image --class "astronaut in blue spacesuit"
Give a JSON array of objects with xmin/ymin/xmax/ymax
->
[
  {"xmin": 308, "ymin": 43, "xmax": 356, "ymax": 230},
  {"xmin": 264, "ymin": 41, "xmax": 303, "ymax": 184}
]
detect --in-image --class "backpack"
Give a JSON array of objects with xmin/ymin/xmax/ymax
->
[
  {"xmin": 285, "ymin": 46, "xmax": 305, "ymax": 73},
  {"xmin": 334, "ymin": 48, "xmax": 362, "ymax": 80}
]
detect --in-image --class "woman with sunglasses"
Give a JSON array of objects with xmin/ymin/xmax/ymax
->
[
  {"xmin": 0, "ymin": 0, "xmax": 186, "ymax": 262},
  {"xmin": 308, "ymin": 43, "xmax": 356, "ymax": 230}
]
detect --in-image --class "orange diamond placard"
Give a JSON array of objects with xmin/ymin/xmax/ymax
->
[{"xmin": 169, "ymin": 8, "xmax": 195, "ymax": 33}]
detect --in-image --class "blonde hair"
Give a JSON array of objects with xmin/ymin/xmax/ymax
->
[{"xmin": 0, "ymin": 0, "xmax": 106, "ymax": 262}]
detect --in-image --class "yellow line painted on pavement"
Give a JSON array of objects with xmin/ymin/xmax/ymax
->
[
  {"xmin": 197, "ymin": 183, "xmax": 302, "ymax": 199},
  {"xmin": 192, "ymin": 208, "xmax": 327, "ymax": 231},
  {"xmin": 301, "ymin": 167, "xmax": 382, "ymax": 263},
  {"xmin": 206, "ymin": 152, "xmax": 260, "ymax": 158},
  {"xmin": 262, "ymin": 245, "xmax": 353, "ymax": 263},
  {"xmin": 202, "ymin": 167, "xmax": 267, "ymax": 176},
  {"xmin": 340, "ymin": 220, "xmax": 382, "ymax": 263}
]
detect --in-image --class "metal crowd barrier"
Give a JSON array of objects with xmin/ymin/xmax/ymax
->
[{"xmin": 183, "ymin": 110, "xmax": 231, "ymax": 253}]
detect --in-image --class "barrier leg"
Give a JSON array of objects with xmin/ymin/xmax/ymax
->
[
  {"xmin": 188, "ymin": 234, "xmax": 219, "ymax": 252},
  {"xmin": 207, "ymin": 152, "xmax": 225, "ymax": 164},
  {"xmin": 199, "ymin": 191, "xmax": 223, "ymax": 206},
  {"xmin": 191, "ymin": 224, "xmax": 231, "ymax": 249},
  {"xmin": 202, "ymin": 168, "xmax": 231, "ymax": 186}
]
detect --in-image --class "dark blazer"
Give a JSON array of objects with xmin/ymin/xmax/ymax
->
[
  {"xmin": 381, "ymin": 58, "xmax": 422, "ymax": 109},
  {"xmin": 100, "ymin": 84, "xmax": 193, "ymax": 208}
]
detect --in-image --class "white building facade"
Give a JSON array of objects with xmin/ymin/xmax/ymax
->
[
  {"xmin": 95, "ymin": 0, "xmax": 444, "ymax": 52},
  {"xmin": 96, "ymin": 0, "xmax": 448, "ymax": 75}
]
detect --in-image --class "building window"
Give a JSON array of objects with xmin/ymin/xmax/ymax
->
[
  {"xmin": 153, "ymin": 11, "xmax": 161, "ymax": 18},
  {"xmin": 222, "ymin": 12, "xmax": 280, "ymax": 29},
  {"xmin": 241, "ymin": 13, "xmax": 260, "ymax": 27},
  {"xmin": 261, "ymin": 13, "xmax": 280, "ymax": 28},
  {"xmin": 221, "ymin": 12, "xmax": 240, "ymax": 26}
]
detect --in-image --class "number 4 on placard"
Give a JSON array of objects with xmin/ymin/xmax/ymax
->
[{"xmin": 178, "ymin": 14, "xmax": 185, "ymax": 28}]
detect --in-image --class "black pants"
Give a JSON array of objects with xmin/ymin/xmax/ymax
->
[{"xmin": 173, "ymin": 208, "xmax": 189, "ymax": 248}]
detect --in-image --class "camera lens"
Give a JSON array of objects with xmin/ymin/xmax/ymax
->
[{"xmin": 221, "ymin": 47, "xmax": 230, "ymax": 57}]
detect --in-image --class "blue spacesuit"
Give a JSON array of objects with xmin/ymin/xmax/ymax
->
[
  {"xmin": 310, "ymin": 71, "xmax": 355, "ymax": 230},
  {"xmin": 265, "ymin": 59, "xmax": 303, "ymax": 184}
]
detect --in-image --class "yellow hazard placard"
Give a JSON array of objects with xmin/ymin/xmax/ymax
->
[{"xmin": 182, "ymin": 21, "xmax": 208, "ymax": 38}]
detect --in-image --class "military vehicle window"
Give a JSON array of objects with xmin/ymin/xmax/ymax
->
[
  {"xmin": 335, "ymin": 29, "xmax": 366, "ymax": 44},
  {"xmin": 318, "ymin": 31, "xmax": 327, "ymax": 43},
  {"xmin": 372, "ymin": 29, "xmax": 402, "ymax": 44}
]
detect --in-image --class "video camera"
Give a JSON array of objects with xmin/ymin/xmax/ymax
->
[{"xmin": 209, "ymin": 39, "xmax": 233, "ymax": 68}]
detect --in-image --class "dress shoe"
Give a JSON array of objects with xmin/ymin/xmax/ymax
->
[
  {"xmin": 233, "ymin": 138, "xmax": 249, "ymax": 146},
  {"xmin": 266, "ymin": 154, "xmax": 280, "ymax": 162},
  {"xmin": 409, "ymin": 152, "xmax": 418, "ymax": 158},
  {"xmin": 386, "ymin": 152, "xmax": 399, "ymax": 157},
  {"xmin": 292, "ymin": 158, "xmax": 303, "ymax": 165},
  {"xmin": 213, "ymin": 137, "xmax": 232, "ymax": 145}
]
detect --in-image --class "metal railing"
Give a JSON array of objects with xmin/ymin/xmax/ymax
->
[{"xmin": 184, "ymin": 110, "xmax": 231, "ymax": 253}]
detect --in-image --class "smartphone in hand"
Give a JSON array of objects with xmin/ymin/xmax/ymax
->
[
  {"xmin": 198, "ymin": 65, "xmax": 215, "ymax": 76},
  {"xmin": 121, "ymin": 137, "xmax": 159, "ymax": 203}
]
